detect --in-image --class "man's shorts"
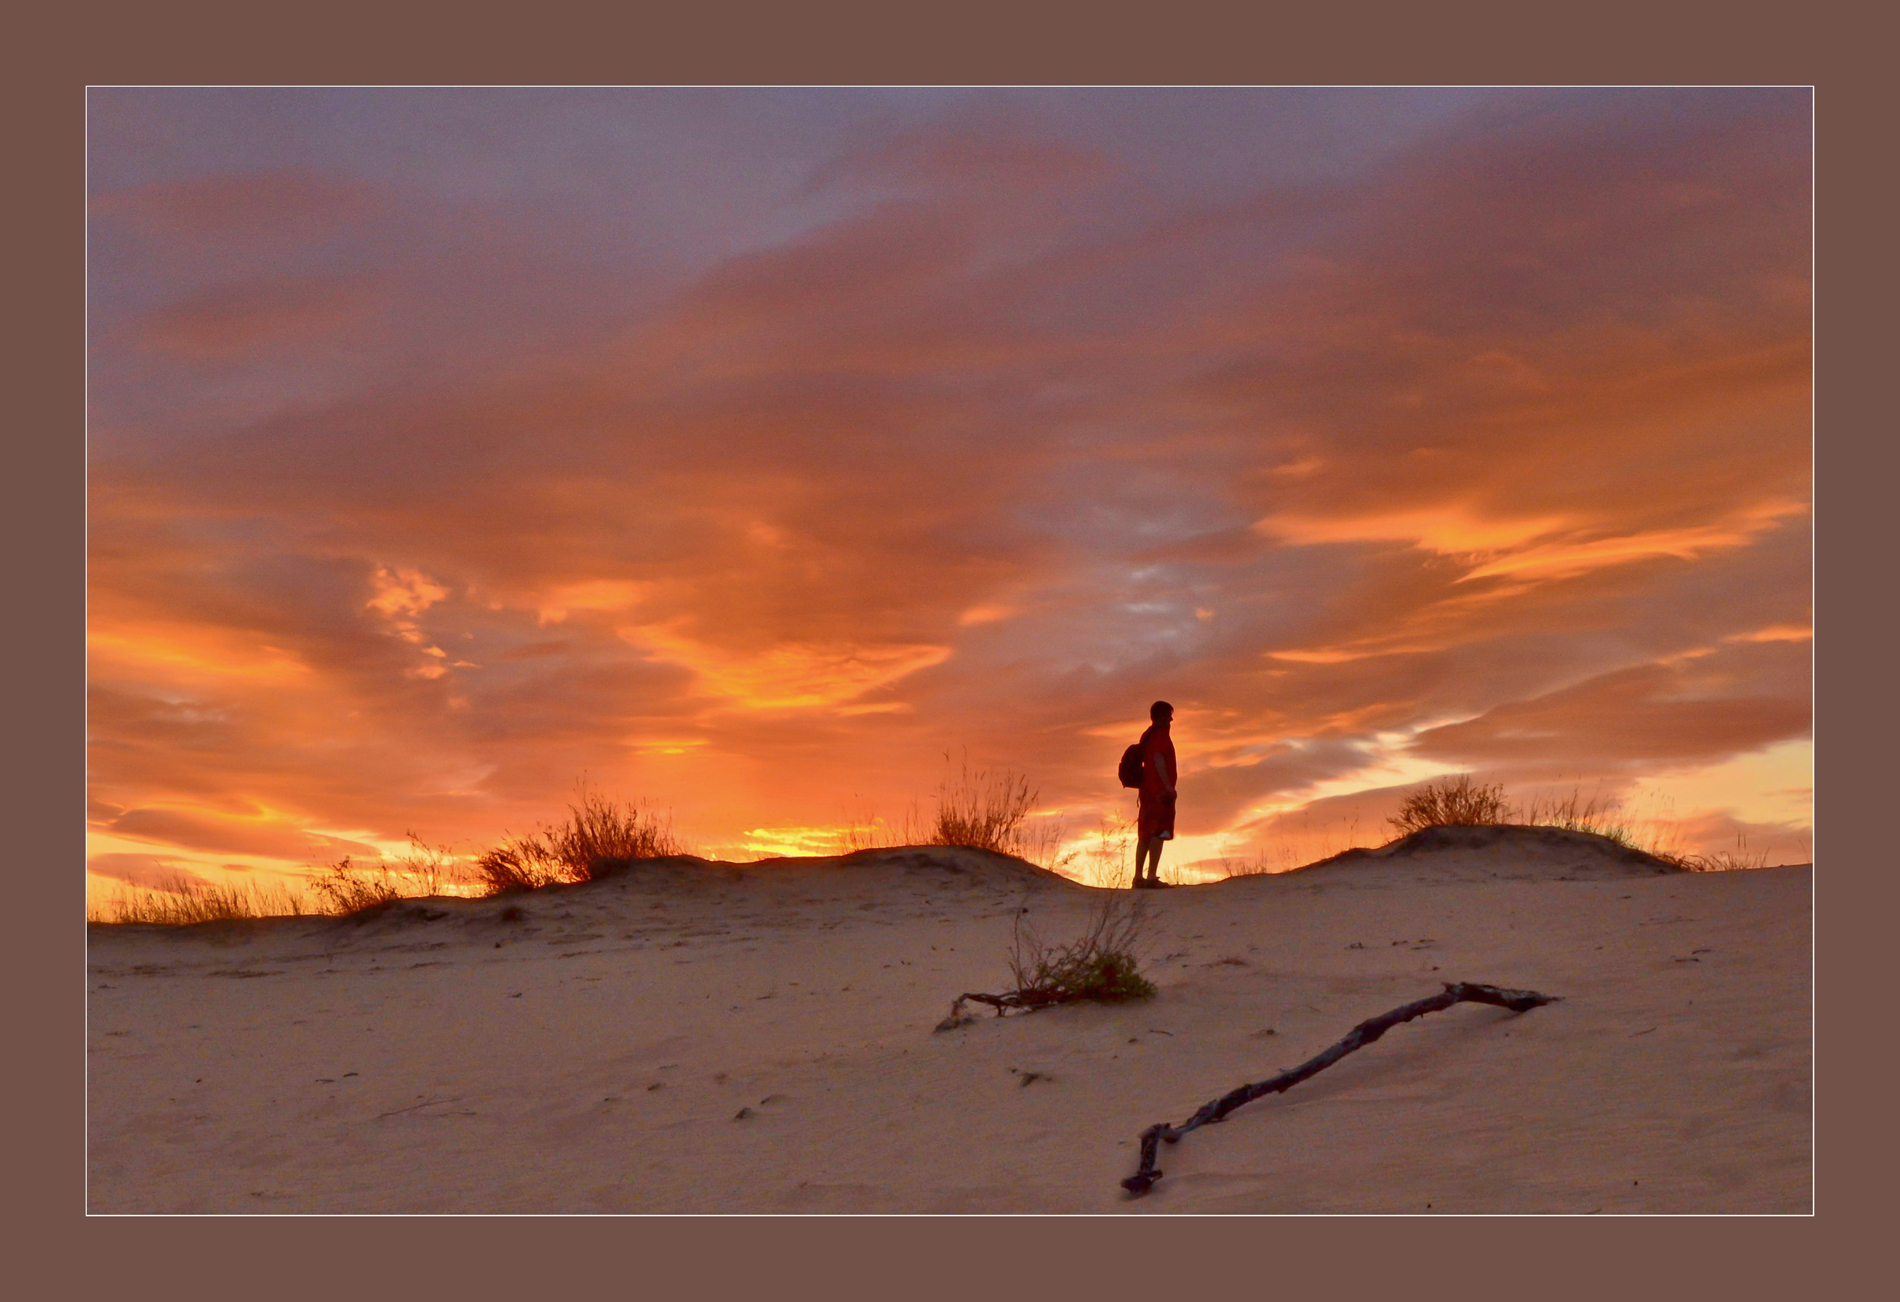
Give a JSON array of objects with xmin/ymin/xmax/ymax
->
[{"xmin": 1138, "ymin": 794, "xmax": 1176, "ymax": 842}]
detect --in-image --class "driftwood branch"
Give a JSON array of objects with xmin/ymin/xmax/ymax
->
[
  {"xmin": 372, "ymin": 1095, "xmax": 467, "ymax": 1120},
  {"xmin": 934, "ymin": 988, "xmax": 1067, "ymax": 1030},
  {"xmin": 1121, "ymin": 981, "xmax": 1559, "ymax": 1197}
]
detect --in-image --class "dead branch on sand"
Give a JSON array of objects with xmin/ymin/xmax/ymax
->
[
  {"xmin": 935, "ymin": 987, "xmax": 1064, "ymax": 1027},
  {"xmin": 1120, "ymin": 981, "xmax": 1560, "ymax": 1197}
]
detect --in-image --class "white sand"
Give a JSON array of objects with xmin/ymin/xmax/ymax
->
[{"xmin": 87, "ymin": 829, "xmax": 1811, "ymax": 1213}]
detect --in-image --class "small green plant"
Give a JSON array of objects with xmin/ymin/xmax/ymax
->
[
  {"xmin": 1388, "ymin": 774, "xmax": 1512, "ymax": 835},
  {"xmin": 1005, "ymin": 894, "xmax": 1156, "ymax": 1006},
  {"xmin": 937, "ymin": 893, "xmax": 1157, "ymax": 1028}
]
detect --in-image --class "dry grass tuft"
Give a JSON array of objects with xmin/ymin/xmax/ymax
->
[
  {"xmin": 1665, "ymin": 849, "xmax": 1771, "ymax": 872},
  {"xmin": 386, "ymin": 833, "xmax": 459, "ymax": 897},
  {"xmin": 1388, "ymin": 773, "xmax": 1513, "ymax": 834},
  {"xmin": 930, "ymin": 759, "xmax": 1038, "ymax": 855},
  {"xmin": 305, "ymin": 834, "xmax": 474, "ymax": 917},
  {"xmin": 1655, "ymin": 831, "xmax": 1773, "ymax": 873},
  {"xmin": 88, "ymin": 875, "xmax": 307, "ymax": 926},
  {"xmin": 835, "ymin": 803, "xmax": 925, "ymax": 855},
  {"xmin": 1005, "ymin": 894, "xmax": 1156, "ymax": 1006},
  {"xmin": 309, "ymin": 857, "xmax": 406, "ymax": 915},
  {"xmin": 1217, "ymin": 850, "xmax": 1283, "ymax": 879},
  {"xmin": 1515, "ymin": 787, "xmax": 1636, "ymax": 845},
  {"xmin": 1388, "ymin": 777, "xmax": 1781, "ymax": 869},
  {"xmin": 1391, "ymin": 776, "xmax": 1649, "ymax": 848},
  {"xmin": 1073, "ymin": 814, "xmax": 1135, "ymax": 888},
  {"xmin": 473, "ymin": 784, "xmax": 684, "ymax": 894},
  {"xmin": 839, "ymin": 757, "xmax": 1070, "ymax": 873},
  {"xmin": 90, "ymin": 830, "xmax": 472, "ymax": 925}
]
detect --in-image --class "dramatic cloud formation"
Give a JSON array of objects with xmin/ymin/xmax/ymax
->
[{"xmin": 86, "ymin": 88, "xmax": 1812, "ymax": 892}]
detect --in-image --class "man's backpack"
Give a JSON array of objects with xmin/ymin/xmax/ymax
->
[{"xmin": 1118, "ymin": 742, "xmax": 1145, "ymax": 788}]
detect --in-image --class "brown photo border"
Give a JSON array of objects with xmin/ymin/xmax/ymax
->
[{"xmin": 18, "ymin": 0, "xmax": 1882, "ymax": 1291}]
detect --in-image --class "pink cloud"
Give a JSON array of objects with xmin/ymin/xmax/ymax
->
[
  {"xmin": 91, "ymin": 169, "xmax": 371, "ymax": 243},
  {"xmin": 138, "ymin": 275, "xmax": 381, "ymax": 360}
]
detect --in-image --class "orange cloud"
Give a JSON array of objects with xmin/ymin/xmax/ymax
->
[
  {"xmin": 1255, "ymin": 506, "xmax": 1577, "ymax": 555},
  {"xmin": 101, "ymin": 805, "xmax": 381, "ymax": 862},
  {"xmin": 84, "ymin": 89, "xmax": 1811, "ymax": 877},
  {"xmin": 620, "ymin": 622, "xmax": 952, "ymax": 711},
  {"xmin": 535, "ymin": 580, "xmax": 650, "ymax": 625},
  {"xmin": 88, "ymin": 625, "xmax": 314, "ymax": 684},
  {"xmin": 1727, "ymin": 624, "xmax": 1812, "ymax": 644},
  {"xmin": 1459, "ymin": 501, "xmax": 1808, "ymax": 582},
  {"xmin": 86, "ymin": 853, "xmax": 211, "ymax": 892}
]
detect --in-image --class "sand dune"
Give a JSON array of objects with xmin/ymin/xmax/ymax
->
[
  {"xmin": 87, "ymin": 831, "xmax": 1811, "ymax": 1213},
  {"xmin": 1285, "ymin": 823, "xmax": 1689, "ymax": 884}
]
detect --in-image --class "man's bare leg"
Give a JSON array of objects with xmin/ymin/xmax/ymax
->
[{"xmin": 1134, "ymin": 835, "xmax": 1163, "ymax": 886}]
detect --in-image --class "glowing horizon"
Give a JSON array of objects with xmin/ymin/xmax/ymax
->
[{"xmin": 86, "ymin": 88, "xmax": 1812, "ymax": 903}]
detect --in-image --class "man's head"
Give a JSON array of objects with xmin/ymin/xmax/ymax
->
[{"xmin": 1150, "ymin": 700, "xmax": 1174, "ymax": 725}]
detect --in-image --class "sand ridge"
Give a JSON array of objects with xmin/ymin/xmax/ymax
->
[{"xmin": 87, "ymin": 835, "xmax": 1810, "ymax": 1213}]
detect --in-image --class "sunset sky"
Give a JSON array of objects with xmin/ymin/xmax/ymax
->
[{"xmin": 86, "ymin": 87, "xmax": 1812, "ymax": 895}]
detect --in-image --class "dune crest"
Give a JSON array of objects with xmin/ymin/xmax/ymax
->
[{"xmin": 1277, "ymin": 824, "xmax": 1691, "ymax": 885}]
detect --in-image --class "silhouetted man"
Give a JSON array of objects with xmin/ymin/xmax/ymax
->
[{"xmin": 1133, "ymin": 700, "xmax": 1177, "ymax": 888}]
